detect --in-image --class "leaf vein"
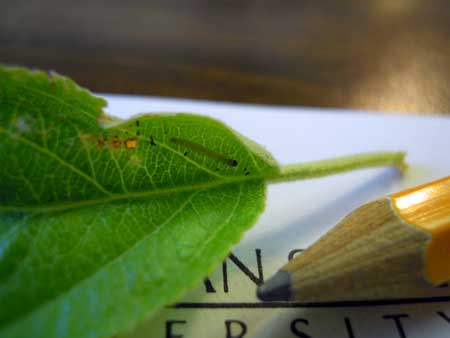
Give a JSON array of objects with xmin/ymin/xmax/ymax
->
[
  {"xmin": 0, "ymin": 127, "xmax": 112, "ymax": 197},
  {"xmin": 15, "ymin": 84, "xmax": 97, "ymax": 121},
  {"xmin": 1, "ymin": 192, "xmax": 199, "ymax": 330}
]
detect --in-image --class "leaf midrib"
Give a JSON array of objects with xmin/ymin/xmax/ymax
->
[{"xmin": 0, "ymin": 175, "xmax": 266, "ymax": 213}]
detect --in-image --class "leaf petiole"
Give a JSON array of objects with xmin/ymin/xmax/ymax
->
[{"xmin": 269, "ymin": 151, "xmax": 406, "ymax": 183}]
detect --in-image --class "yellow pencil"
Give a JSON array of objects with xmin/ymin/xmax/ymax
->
[{"xmin": 257, "ymin": 176, "xmax": 450, "ymax": 302}]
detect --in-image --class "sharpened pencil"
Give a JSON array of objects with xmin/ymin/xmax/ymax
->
[{"xmin": 257, "ymin": 176, "xmax": 450, "ymax": 302}]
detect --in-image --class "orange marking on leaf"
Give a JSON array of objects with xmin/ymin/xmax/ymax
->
[
  {"xmin": 124, "ymin": 138, "xmax": 137, "ymax": 149},
  {"xmin": 112, "ymin": 136, "xmax": 121, "ymax": 148}
]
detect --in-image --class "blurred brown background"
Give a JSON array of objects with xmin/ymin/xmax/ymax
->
[{"xmin": 1, "ymin": 0, "xmax": 450, "ymax": 114}]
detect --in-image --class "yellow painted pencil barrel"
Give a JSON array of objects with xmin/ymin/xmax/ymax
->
[
  {"xmin": 257, "ymin": 176, "xmax": 450, "ymax": 302},
  {"xmin": 392, "ymin": 176, "xmax": 450, "ymax": 285}
]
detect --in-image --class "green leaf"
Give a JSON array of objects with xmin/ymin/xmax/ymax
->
[{"xmin": 0, "ymin": 66, "xmax": 406, "ymax": 338}]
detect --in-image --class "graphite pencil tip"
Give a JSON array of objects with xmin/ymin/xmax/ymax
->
[{"xmin": 257, "ymin": 270, "xmax": 291, "ymax": 301}]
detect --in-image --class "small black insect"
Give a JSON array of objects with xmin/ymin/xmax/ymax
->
[{"xmin": 150, "ymin": 135, "xmax": 156, "ymax": 146}]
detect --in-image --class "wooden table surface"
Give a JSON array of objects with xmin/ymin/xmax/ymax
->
[{"xmin": 1, "ymin": 1, "xmax": 450, "ymax": 114}]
